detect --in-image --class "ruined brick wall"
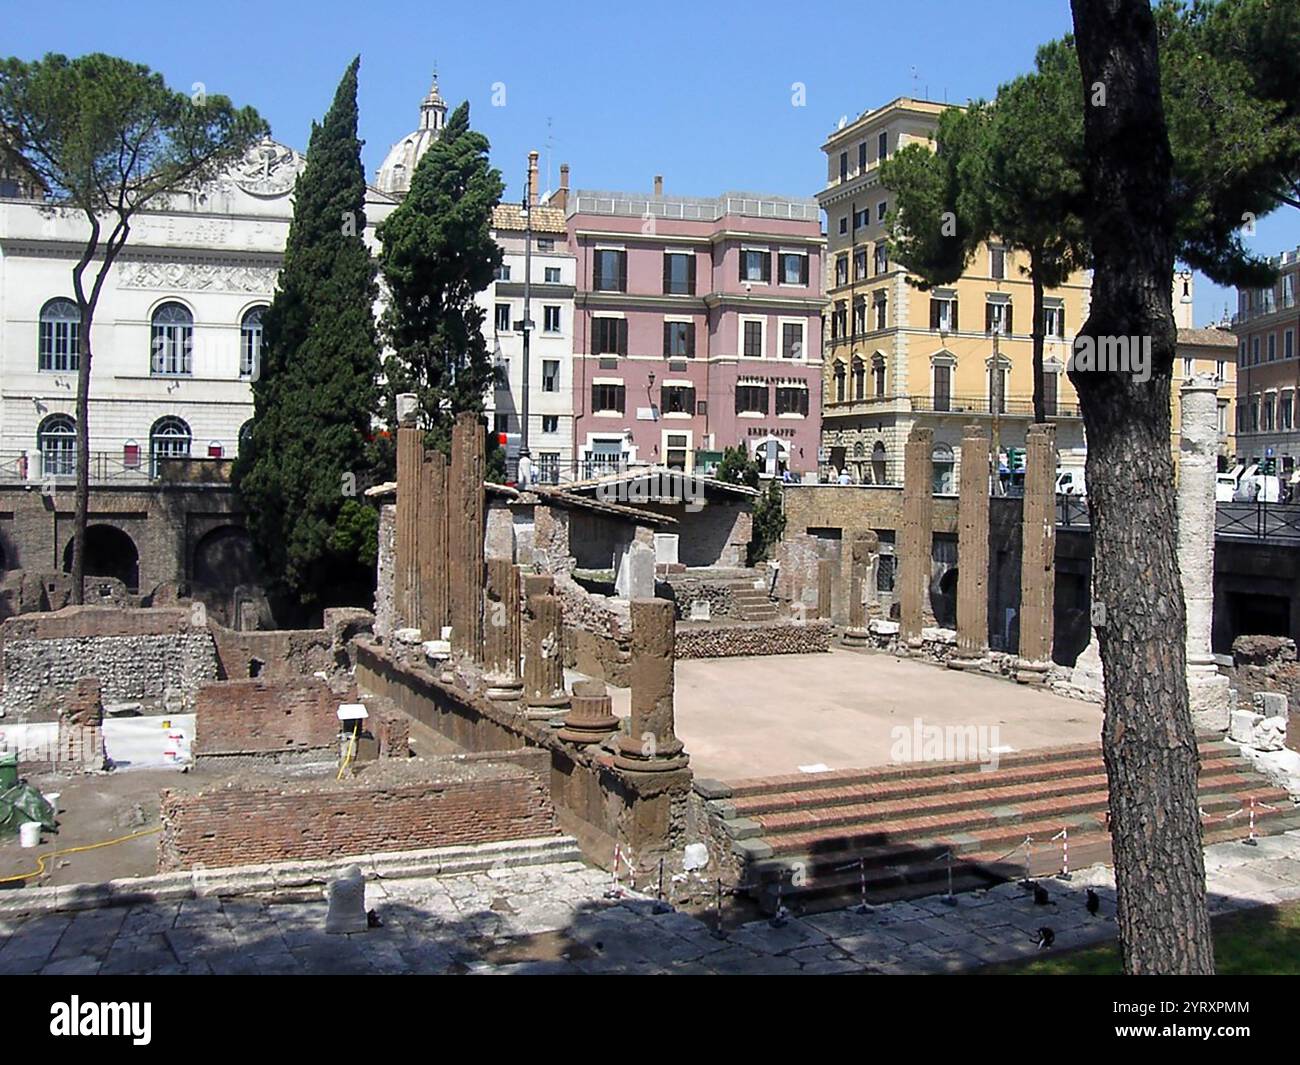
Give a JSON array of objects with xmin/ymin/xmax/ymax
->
[
  {"xmin": 193, "ymin": 678, "xmax": 341, "ymax": 761},
  {"xmin": 781, "ymin": 483, "xmax": 958, "ymax": 537},
  {"xmin": 674, "ymin": 620, "xmax": 832, "ymax": 659},
  {"xmin": 0, "ymin": 607, "xmax": 218, "ymax": 720},
  {"xmin": 659, "ymin": 574, "xmax": 741, "ymax": 620},
  {"xmin": 157, "ymin": 755, "xmax": 558, "ymax": 871}
]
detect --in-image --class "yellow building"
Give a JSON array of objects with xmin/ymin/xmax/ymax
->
[
  {"xmin": 816, "ymin": 98, "xmax": 1093, "ymax": 488},
  {"xmin": 1172, "ymin": 323, "xmax": 1237, "ymax": 464}
]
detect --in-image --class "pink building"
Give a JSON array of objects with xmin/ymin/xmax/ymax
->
[{"xmin": 558, "ymin": 175, "xmax": 825, "ymax": 479}]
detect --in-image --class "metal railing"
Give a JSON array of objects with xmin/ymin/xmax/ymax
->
[
  {"xmin": 909, "ymin": 394, "xmax": 1084, "ymax": 418},
  {"xmin": 0, "ymin": 450, "xmax": 232, "ymax": 486},
  {"xmin": 1056, "ymin": 497, "xmax": 1300, "ymax": 545}
]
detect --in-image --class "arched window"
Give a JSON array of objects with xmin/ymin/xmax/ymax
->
[
  {"xmin": 871, "ymin": 440, "xmax": 888, "ymax": 486},
  {"xmin": 240, "ymin": 307, "xmax": 265, "ymax": 378},
  {"xmin": 151, "ymin": 302, "xmax": 193, "ymax": 376},
  {"xmin": 38, "ymin": 414, "xmax": 77, "ymax": 477},
  {"xmin": 852, "ymin": 356, "xmax": 866, "ymax": 401},
  {"xmin": 150, "ymin": 416, "xmax": 192, "ymax": 476},
  {"xmin": 932, "ymin": 442, "xmax": 955, "ymax": 494},
  {"xmin": 39, "ymin": 298, "xmax": 81, "ymax": 372},
  {"xmin": 238, "ymin": 419, "xmax": 254, "ymax": 456}
]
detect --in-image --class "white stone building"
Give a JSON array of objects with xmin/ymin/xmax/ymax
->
[
  {"xmin": 480, "ymin": 156, "xmax": 577, "ymax": 483},
  {"xmin": 0, "ymin": 138, "xmax": 396, "ymax": 484}
]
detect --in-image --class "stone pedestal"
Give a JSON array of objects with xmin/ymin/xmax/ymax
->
[
  {"xmin": 1016, "ymin": 422, "xmax": 1056, "ymax": 683},
  {"xmin": 1179, "ymin": 374, "xmax": 1233, "ymax": 731},
  {"xmin": 325, "ymin": 864, "xmax": 368, "ymax": 934},
  {"xmin": 899, "ymin": 427, "xmax": 934, "ymax": 644},
  {"xmin": 954, "ymin": 424, "xmax": 990, "ymax": 666},
  {"xmin": 524, "ymin": 588, "xmax": 569, "ymax": 718},
  {"xmin": 556, "ymin": 678, "xmax": 620, "ymax": 744},
  {"xmin": 484, "ymin": 558, "xmax": 523, "ymax": 701},
  {"xmin": 616, "ymin": 598, "xmax": 688, "ymax": 772}
]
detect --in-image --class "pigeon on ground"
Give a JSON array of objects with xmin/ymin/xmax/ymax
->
[
  {"xmin": 1086, "ymin": 889, "xmax": 1100, "ymax": 916},
  {"xmin": 1033, "ymin": 883, "xmax": 1050, "ymax": 906},
  {"xmin": 1036, "ymin": 926, "xmax": 1056, "ymax": 950},
  {"xmin": 366, "ymin": 909, "xmax": 383, "ymax": 928}
]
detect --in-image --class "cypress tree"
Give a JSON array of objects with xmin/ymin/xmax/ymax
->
[
  {"xmin": 377, "ymin": 101, "xmax": 503, "ymax": 459},
  {"xmin": 233, "ymin": 57, "xmax": 381, "ymax": 610}
]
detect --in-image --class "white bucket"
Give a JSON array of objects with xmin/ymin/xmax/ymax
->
[
  {"xmin": 19, "ymin": 821, "xmax": 40, "ymax": 848},
  {"xmin": 44, "ymin": 792, "xmax": 60, "ymax": 811}
]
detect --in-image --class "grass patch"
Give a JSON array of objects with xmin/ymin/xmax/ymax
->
[{"xmin": 988, "ymin": 899, "xmax": 1300, "ymax": 974}]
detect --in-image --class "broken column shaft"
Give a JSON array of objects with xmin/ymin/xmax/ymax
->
[{"xmin": 615, "ymin": 597, "xmax": 688, "ymax": 772}]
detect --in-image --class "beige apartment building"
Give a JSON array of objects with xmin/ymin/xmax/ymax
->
[
  {"xmin": 1232, "ymin": 248, "xmax": 1300, "ymax": 474},
  {"xmin": 815, "ymin": 98, "xmax": 1092, "ymax": 490}
]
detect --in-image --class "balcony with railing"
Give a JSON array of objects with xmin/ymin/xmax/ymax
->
[
  {"xmin": 825, "ymin": 393, "xmax": 1082, "ymax": 419},
  {"xmin": 0, "ymin": 450, "xmax": 234, "ymax": 487}
]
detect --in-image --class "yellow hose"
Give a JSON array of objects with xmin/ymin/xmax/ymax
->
[
  {"xmin": 0, "ymin": 824, "xmax": 162, "ymax": 885},
  {"xmin": 336, "ymin": 727, "xmax": 358, "ymax": 780}
]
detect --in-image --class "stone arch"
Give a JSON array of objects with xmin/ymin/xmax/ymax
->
[
  {"xmin": 63, "ymin": 524, "xmax": 139, "ymax": 592},
  {"xmin": 191, "ymin": 524, "xmax": 260, "ymax": 625}
]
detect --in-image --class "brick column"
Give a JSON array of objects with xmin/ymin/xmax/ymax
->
[
  {"xmin": 1016, "ymin": 421, "xmax": 1056, "ymax": 682},
  {"xmin": 484, "ymin": 558, "xmax": 523, "ymax": 701},
  {"xmin": 616, "ymin": 597, "xmax": 688, "ymax": 772},
  {"xmin": 524, "ymin": 581, "xmax": 569, "ymax": 718},
  {"xmin": 1179, "ymin": 374, "xmax": 1233, "ymax": 728},
  {"xmin": 899, "ymin": 426, "xmax": 934, "ymax": 643},
  {"xmin": 954, "ymin": 424, "xmax": 990, "ymax": 662},
  {"xmin": 556, "ymin": 678, "xmax": 619, "ymax": 745},
  {"xmin": 449, "ymin": 412, "xmax": 485, "ymax": 662},
  {"xmin": 419, "ymin": 450, "xmax": 450, "ymax": 639},
  {"xmin": 394, "ymin": 418, "xmax": 423, "ymax": 632}
]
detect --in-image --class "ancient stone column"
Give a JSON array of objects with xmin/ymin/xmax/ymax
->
[
  {"xmin": 524, "ymin": 586, "xmax": 569, "ymax": 718},
  {"xmin": 483, "ymin": 558, "xmax": 523, "ymax": 701},
  {"xmin": 419, "ymin": 450, "xmax": 450, "ymax": 638},
  {"xmin": 816, "ymin": 558, "xmax": 835, "ymax": 621},
  {"xmin": 842, "ymin": 530, "xmax": 878, "ymax": 647},
  {"xmin": 1179, "ymin": 373, "xmax": 1232, "ymax": 729},
  {"xmin": 556, "ymin": 678, "xmax": 620, "ymax": 745},
  {"xmin": 449, "ymin": 412, "xmax": 485, "ymax": 662},
  {"xmin": 1016, "ymin": 422, "xmax": 1056, "ymax": 682},
  {"xmin": 394, "ymin": 411, "xmax": 423, "ymax": 632},
  {"xmin": 616, "ymin": 598, "xmax": 688, "ymax": 772},
  {"xmin": 899, "ymin": 426, "xmax": 934, "ymax": 644},
  {"xmin": 954, "ymin": 424, "xmax": 990, "ymax": 663}
]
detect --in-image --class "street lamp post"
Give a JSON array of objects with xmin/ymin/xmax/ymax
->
[{"xmin": 520, "ymin": 172, "xmax": 533, "ymax": 467}]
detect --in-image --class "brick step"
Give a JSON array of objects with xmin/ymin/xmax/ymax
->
[
  {"xmin": 720, "ymin": 736, "xmax": 1235, "ymax": 802},
  {"xmin": 730, "ymin": 751, "xmax": 1246, "ymax": 819},
  {"xmin": 748, "ymin": 807, "xmax": 1300, "ymax": 915},
  {"xmin": 746, "ymin": 760, "xmax": 1254, "ymax": 837},
  {"xmin": 761, "ymin": 780, "xmax": 1291, "ymax": 858}
]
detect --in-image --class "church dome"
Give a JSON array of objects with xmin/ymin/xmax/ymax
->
[{"xmin": 376, "ymin": 76, "xmax": 447, "ymax": 198}]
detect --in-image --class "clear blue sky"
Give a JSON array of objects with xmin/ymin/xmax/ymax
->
[{"xmin": 9, "ymin": 0, "xmax": 1299, "ymax": 325}]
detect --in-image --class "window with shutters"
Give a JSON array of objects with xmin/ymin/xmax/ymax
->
[
  {"xmin": 839, "ymin": 152, "xmax": 848, "ymax": 181},
  {"xmin": 835, "ymin": 255, "xmax": 849, "ymax": 287},
  {"xmin": 662, "ymin": 384, "xmax": 696, "ymax": 415},
  {"xmin": 1043, "ymin": 371, "xmax": 1059, "ymax": 416},
  {"xmin": 986, "ymin": 300, "xmax": 1012, "ymax": 336},
  {"xmin": 833, "ymin": 361, "xmax": 846, "ymax": 403},
  {"xmin": 779, "ymin": 252, "xmax": 809, "ymax": 285},
  {"xmin": 542, "ymin": 415, "xmax": 559, "ymax": 434},
  {"xmin": 933, "ymin": 363, "xmax": 952, "ymax": 411},
  {"xmin": 872, "ymin": 355, "xmax": 887, "ymax": 397},
  {"xmin": 877, "ymin": 200, "xmax": 887, "ymax": 221},
  {"xmin": 735, "ymin": 383, "xmax": 768, "ymax": 414},
  {"xmin": 1287, "ymin": 330, "xmax": 1295, "ymax": 359},
  {"xmin": 741, "ymin": 248, "xmax": 771, "ymax": 283},
  {"xmin": 542, "ymin": 360, "xmax": 560, "ymax": 392},
  {"xmin": 593, "ymin": 317, "xmax": 627, "ymax": 355},
  {"xmin": 1042, "ymin": 304, "xmax": 1065, "ymax": 337},
  {"xmin": 663, "ymin": 252, "xmax": 695, "ymax": 295},
  {"xmin": 853, "ymin": 298, "xmax": 866, "ymax": 335},
  {"xmin": 854, "ymin": 248, "xmax": 867, "ymax": 281},
  {"xmin": 593, "ymin": 249, "xmax": 626, "ymax": 292},
  {"xmin": 930, "ymin": 295, "xmax": 957, "ymax": 332},
  {"xmin": 742, "ymin": 319, "xmax": 764, "ymax": 358},
  {"xmin": 775, "ymin": 384, "xmax": 809, "ymax": 416},
  {"xmin": 877, "ymin": 131, "xmax": 888, "ymax": 160},
  {"xmin": 990, "ymin": 246, "xmax": 1006, "ymax": 280},
  {"xmin": 873, "ymin": 293, "xmax": 888, "ymax": 330},
  {"xmin": 592, "ymin": 382, "xmax": 626, "ymax": 413},
  {"xmin": 494, "ymin": 304, "xmax": 511, "ymax": 333},
  {"xmin": 543, "ymin": 305, "xmax": 561, "ymax": 333},
  {"xmin": 1269, "ymin": 333, "xmax": 1277, "ymax": 361},
  {"xmin": 663, "ymin": 321, "xmax": 694, "ymax": 357},
  {"xmin": 858, "ymin": 142, "xmax": 867, "ymax": 171},
  {"xmin": 852, "ymin": 356, "xmax": 865, "ymax": 400},
  {"xmin": 831, "ymin": 302, "xmax": 846, "ymax": 340},
  {"xmin": 873, "ymin": 243, "xmax": 888, "ymax": 275}
]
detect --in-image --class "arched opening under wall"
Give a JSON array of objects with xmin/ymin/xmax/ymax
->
[
  {"xmin": 63, "ymin": 525, "xmax": 139, "ymax": 592},
  {"xmin": 192, "ymin": 525, "xmax": 260, "ymax": 626}
]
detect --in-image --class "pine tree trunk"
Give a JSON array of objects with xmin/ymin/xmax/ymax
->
[{"xmin": 1070, "ymin": 0, "xmax": 1214, "ymax": 974}]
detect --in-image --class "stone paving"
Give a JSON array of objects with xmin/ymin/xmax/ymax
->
[{"xmin": 3, "ymin": 831, "xmax": 1300, "ymax": 975}]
